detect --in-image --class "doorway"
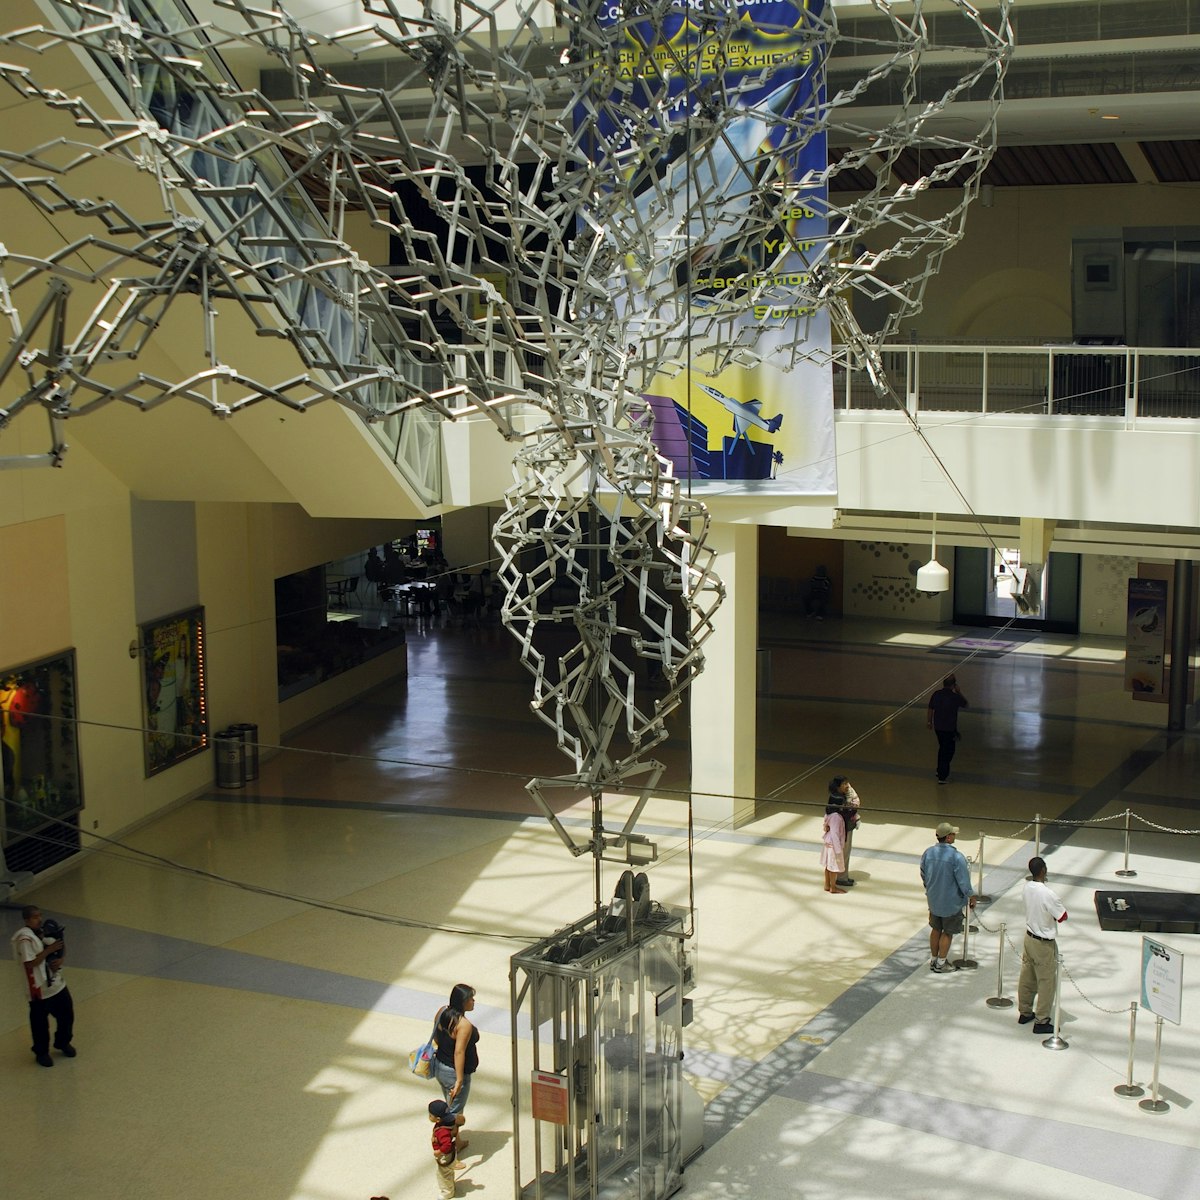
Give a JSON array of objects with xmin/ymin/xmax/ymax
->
[{"xmin": 953, "ymin": 547, "xmax": 1080, "ymax": 632}]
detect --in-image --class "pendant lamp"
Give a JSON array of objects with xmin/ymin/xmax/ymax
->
[{"xmin": 916, "ymin": 513, "xmax": 950, "ymax": 593}]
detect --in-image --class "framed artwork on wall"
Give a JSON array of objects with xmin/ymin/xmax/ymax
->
[
  {"xmin": 1, "ymin": 650, "xmax": 84, "ymax": 846},
  {"xmin": 141, "ymin": 607, "xmax": 209, "ymax": 776}
]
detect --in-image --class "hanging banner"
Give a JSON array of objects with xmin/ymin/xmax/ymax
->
[
  {"xmin": 590, "ymin": 0, "xmax": 834, "ymax": 495},
  {"xmin": 1124, "ymin": 578, "xmax": 1168, "ymax": 698}
]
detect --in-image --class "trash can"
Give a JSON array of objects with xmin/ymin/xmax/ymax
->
[
  {"xmin": 214, "ymin": 729, "xmax": 246, "ymax": 789},
  {"xmin": 228, "ymin": 722, "xmax": 259, "ymax": 782}
]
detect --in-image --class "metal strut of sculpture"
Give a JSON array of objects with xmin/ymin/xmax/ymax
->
[{"xmin": 0, "ymin": 0, "xmax": 1011, "ymax": 854}]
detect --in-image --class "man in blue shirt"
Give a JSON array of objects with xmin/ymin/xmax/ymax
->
[{"xmin": 920, "ymin": 822, "xmax": 976, "ymax": 972}]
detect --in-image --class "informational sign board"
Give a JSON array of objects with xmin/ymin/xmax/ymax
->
[
  {"xmin": 1124, "ymin": 578, "xmax": 1168, "ymax": 699},
  {"xmin": 530, "ymin": 1069, "xmax": 570, "ymax": 1125},
  {"xmin": 1141, "ymin": 936, "xmax": 1183, "ymax": 1025}
]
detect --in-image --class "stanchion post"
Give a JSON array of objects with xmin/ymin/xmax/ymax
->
[
  {"xmin": 1139, "ymin": 1015, "xmax": 1170, "ymax": 1113},
  {"xmin": 1114, "ymin": 1001, "xmax": 1144, "ymax": 1097},
  {"xmin": 975, "ymin": 832, "xmax": 990, "ymax": 902},
  {"xmin": 954, "ymin": 901, "xmax": 978, "ymax": 970},
  {"xmin": 986, "ymin": 921, "xmax": 1014, "ymax": 1009},
  {"xmin": 1042, "ymin": 950, "xmax": 1069, "ymax": 1050},
  {"xmin": 1034, "ymin": 813, "xmax": 1042, "ymax": 859},
  {"xmin": 1116, "ymin": 808, "xmax": 1138, "ymax": 878}
]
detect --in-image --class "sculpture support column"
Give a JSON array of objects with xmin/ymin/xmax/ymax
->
[{"xmin": 690, "ymin": 522, "xmax": 758, "ymax": 827}]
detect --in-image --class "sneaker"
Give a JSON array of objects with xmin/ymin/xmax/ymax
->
[
  {"xmin": 1017, "ymin": 1013, "xmax": 1035, "ymax": 1025},
  {"xmin": 1033, "ymin": 1021, "xmax": 1054, "ymax": 1035},
  {"xmin": 35, "ymin": 1054, "xmax": 53, "ymax": 1068},
  {"xmin": 929, "ymin": 961, "xmax": 943, "ymax": 972},
  {"xmin": 58, "ymin": 1045, "xmax": 77, "ymax": 1058}
]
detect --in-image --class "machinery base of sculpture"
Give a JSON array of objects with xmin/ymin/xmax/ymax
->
[{"xmin": 511, "ymin": 897, "xmax": 702, "ymax": 1200}]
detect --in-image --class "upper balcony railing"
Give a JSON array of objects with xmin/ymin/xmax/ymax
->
[{"xmin": 834, "ymin": 343, "xmax": 1200, "ymax": 424}]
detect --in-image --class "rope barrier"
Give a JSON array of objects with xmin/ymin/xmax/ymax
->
[
  {"xmin": 1059, "ymin": 956, "xmax": 1131, "ymax": 1017},
  {"xmin": 976, "ymin": 903, "xmax": 1132, "ymax": 1017},
  {"xmin": 1131, "ymin": 812, "xmax": 1200, "ymax": 835}
]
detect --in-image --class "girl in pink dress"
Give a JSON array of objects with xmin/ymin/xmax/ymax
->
[{"xmin": 820, "ymin": 801, "xmax": 848, "ymax": 893}]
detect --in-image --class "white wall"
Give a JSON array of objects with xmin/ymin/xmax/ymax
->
[
  {"xmin": 836, "ymin": 416, "xmax": 1200, "ymax": 529},
  {"xmin": 1079, "ymin": 555, "xmax": 1140, "ymax": 636}
]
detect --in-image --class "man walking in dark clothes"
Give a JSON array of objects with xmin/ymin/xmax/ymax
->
[{"xmin": 927, "ymin": 674, "xmax": 968, "ymax": 783}]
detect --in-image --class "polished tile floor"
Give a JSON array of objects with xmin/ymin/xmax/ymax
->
[{"xmin": 3, "ymin": 612, "xmax": 1198, "ymax": 1200}]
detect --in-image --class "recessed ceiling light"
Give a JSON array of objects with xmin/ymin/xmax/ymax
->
[{"xmin": 1101, "ymin": 113, "xmax": 1120, "ymax": 120}]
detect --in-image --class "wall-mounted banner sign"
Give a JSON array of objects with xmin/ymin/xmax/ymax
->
[{"xmin": 1124, "ymin": 577, "xmax": 1168, "ymax": 698}]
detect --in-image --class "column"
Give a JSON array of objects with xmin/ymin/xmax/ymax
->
[
  {"xmin": 1168, "ymin": 559, "xmax": 1195, "ymax": 732},
  {"xmin": 690, "ymin": 521, "xmax": 758, "ymax": 827}
]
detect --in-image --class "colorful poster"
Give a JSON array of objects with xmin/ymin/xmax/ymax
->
[
  {"xmin": 1124, "ymin": 578, "xmax": 1168, "ymax": 698},
  {"xmin": 592, "ymin": 0, "xmax": 834, "ymax": 494},
  {"xmin": 0, "ymin": 651, "xmax": 83, "ymax": 842},
  {"xmin": 141, "ymin": 608, "xmax": 209, "ymax": 776}
]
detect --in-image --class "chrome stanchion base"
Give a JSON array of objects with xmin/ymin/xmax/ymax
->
[
  {"xmin": 1042, "ymin": 1034, "xmax": 1069, "ymax": 1050},
  {"xmin": 1114, "ymin": 1083, "xmax": 1144, "ymax": 1098},
  {"xmin": 1138, "ymin": 1097, "xmax": 1169, "ymax": 1113},
  {"xmin": 986, "ymin": 996, "xmax": 1014, "ymax": 1009},
  {"xmin": 953, "ymin": 958, "xmax": 978, "ymax": 970},
  {"xmin": 1115, "ymin": 869, "xmax": 1138, "ymax": 877}
]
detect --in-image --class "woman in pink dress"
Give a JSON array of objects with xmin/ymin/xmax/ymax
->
[{"xmin": 820, "ymin": 799, "xmax": 848, "ymax": 894}]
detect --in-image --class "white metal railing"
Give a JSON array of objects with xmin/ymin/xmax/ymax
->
[{"xmin": 834, "ymin": 344, "xmax": 1200, "ymax": 422}]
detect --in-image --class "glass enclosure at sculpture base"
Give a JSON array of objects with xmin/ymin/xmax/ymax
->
[{"xmin": 510, "ymin": 906, "xmax": 702, "ymax": 1200}]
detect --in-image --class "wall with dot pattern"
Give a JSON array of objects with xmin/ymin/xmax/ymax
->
[{"xmin": 844, "ymin": 540, "xmax": 953, "ymax": 621}]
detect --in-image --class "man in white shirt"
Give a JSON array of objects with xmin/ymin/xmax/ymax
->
[
  {"xmin": 1017, "ymin": 857, "xmax": 1067, "ymax": 1035},
  {"xmin": 11, "ymin": 905, "xmax": 75, "ymax": 1067}
]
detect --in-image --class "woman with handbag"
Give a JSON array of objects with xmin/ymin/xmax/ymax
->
[{"xmin": 432, "ymin": 983, "xmax": 479, "ymax": 1145}]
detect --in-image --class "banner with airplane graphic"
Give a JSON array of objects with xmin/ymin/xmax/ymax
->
[{"xmin": 588, "ymin": 0, "xmax": 835, "ymax": 494}]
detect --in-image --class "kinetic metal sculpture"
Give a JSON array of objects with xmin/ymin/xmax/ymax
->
[{"xmin": 0, "ymin": 1, "xmax": 1011, "ymax": 857}]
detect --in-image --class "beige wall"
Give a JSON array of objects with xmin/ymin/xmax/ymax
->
[
  {"xmin": 442, "ymin": 505, "xmax": 502, "ymax": 571},
  {"xmin": 888, "ymin": 183, "xmax": 1200, "ymax": 342},
  {"xmin": 0, "ymin": 486, "xmax": 412, "ymax": 845}
]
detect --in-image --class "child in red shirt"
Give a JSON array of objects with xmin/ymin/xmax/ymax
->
[{"xmin": 429, "ymin": 1099, "xmax": 461, "ymax": 1198}]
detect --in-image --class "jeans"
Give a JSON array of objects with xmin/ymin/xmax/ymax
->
[
  {"xmin": 935, "ymin": 730, "xmax": 958, "ymax": 781},
  {"xmin": 29, "ymin": 987, "xmax": 74, "ymax": 1056},
  {"xmin": 433, "ymin": 1057, "xmax": 472, "ymax": 1117}
]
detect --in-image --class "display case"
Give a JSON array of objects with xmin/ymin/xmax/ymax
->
[
  {"xmin": 1, "ymin": 650, "xmax": 84, "ymax": 873},
  {"xmin": 511, "ymin": 903, "xmax": 700, "ymax": 1200}
]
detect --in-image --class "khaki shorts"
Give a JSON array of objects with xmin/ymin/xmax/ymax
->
[{"xmin": 929, "ymin": 910, "xmax": 964, "ymax": 935}]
